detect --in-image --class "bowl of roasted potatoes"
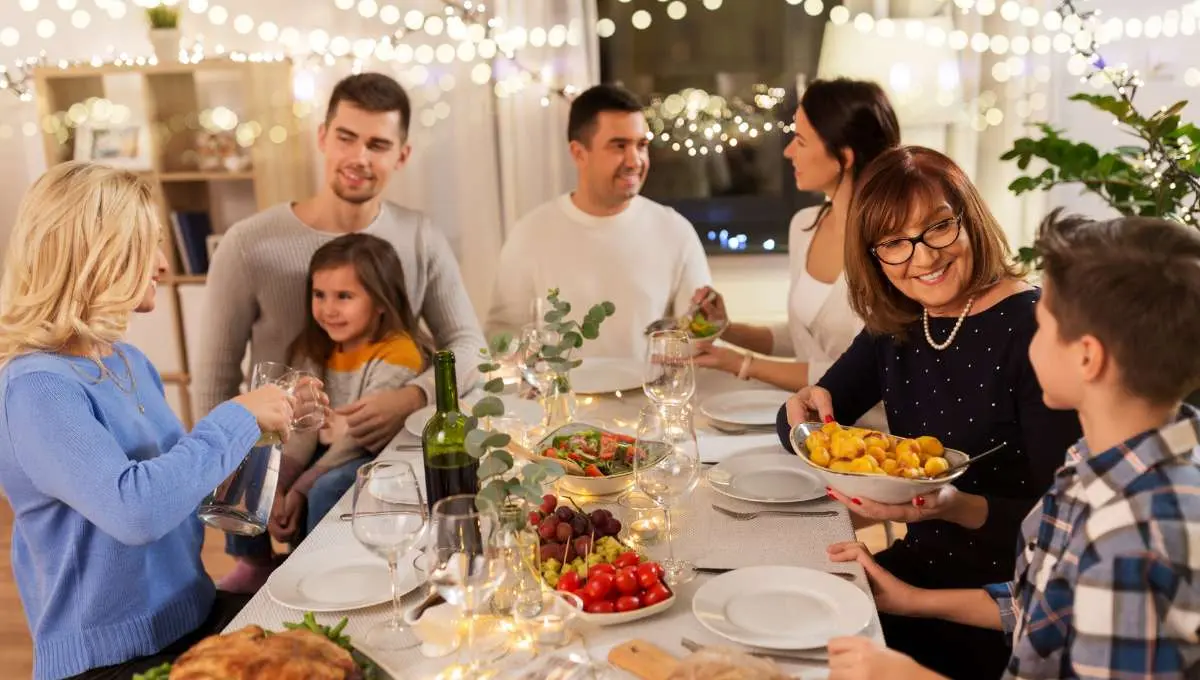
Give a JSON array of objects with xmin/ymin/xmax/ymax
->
[{"xmin": 788, "ymin": 421, "xmax": 969, "ymax": 504}]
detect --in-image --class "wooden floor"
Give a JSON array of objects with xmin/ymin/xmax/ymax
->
[{"xmin": 0, "ymin": 504, "xmax": 895, "ymax": 675}]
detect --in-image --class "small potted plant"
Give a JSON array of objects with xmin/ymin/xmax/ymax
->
[{"xmin": 145, "ymin": 2, "xmax": 181, "ymax": 61}]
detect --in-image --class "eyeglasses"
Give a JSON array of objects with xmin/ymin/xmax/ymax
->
[{"xmin": 870, "ymin": 214, "xmax": 963, "ymax": 265}]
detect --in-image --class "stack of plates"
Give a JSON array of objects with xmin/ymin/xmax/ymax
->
[{"xmin": 699, "ymin": 389, "xmax": 791, "ymax": 430}]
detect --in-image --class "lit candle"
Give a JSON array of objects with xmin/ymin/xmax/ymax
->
[
  {"xmin": 530, "ymin": 613, "xmax": 569, "ymax": 647},
  {"xmin": 630, "ymin": 517, "xmax": 661, "ymax": 543}
]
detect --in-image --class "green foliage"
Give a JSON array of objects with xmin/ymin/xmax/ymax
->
[
  {"xmin": 145, "ymin": 3, "xmax": 180, "ymax": 29},
  {"xmin": 466, "ymin": 288, "xmax": 615, "ymax": 520},
  {"xmin": 1003, "ymin": 90, "xmax": 1200, "ymax": 265}
]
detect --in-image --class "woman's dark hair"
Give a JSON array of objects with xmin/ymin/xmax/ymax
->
[
  {"xmin": 288, "ymin": 233, "xmax": 433, "ymax": 367},
  {"xmin": 799, "ymin": 78, "xmax": 901, "ymax": 230}
]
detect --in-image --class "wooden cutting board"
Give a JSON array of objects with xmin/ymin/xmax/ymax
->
[{"xmin": 608, "ymin": 639, "xmax": 681, "ymax": 680}]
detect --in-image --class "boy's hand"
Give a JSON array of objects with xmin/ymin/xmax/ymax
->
[
  {"xmin": 827, "ymin": 541, "xmax": 924, "ymax": 616},
  {"xmin": 828, "ymin": 636, "xmax": 944, "ymax": 680}
]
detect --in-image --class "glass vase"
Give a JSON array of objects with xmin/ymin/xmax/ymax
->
[
  {"xmin": 540, "ymin": 369, "xmax": 578, "ymax": 432},
  {"xmin": 491, "ymin": 500, "xmax": 543, "ymax": 617}
]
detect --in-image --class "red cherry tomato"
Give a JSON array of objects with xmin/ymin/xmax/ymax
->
[
  {"xmin": 614, "ymin": 570, "xmax": 639, "ymax": 595},
  {"xmin": 615, "ymin": 595, "xmax": 641, "ymax": 612},
  {"xmin": 614, "ymin": 551, "xmax": 640, "ymax": 569},
  {"xmin": 586, "ymin": 600, "xmax": 616, "ymax": 614},
  {"xmin": 575, "ymin": 589, "xmax": 595, "ymax": 609},
  {"xmin": 642, "ymin": 582, "xmax": 671, "ymax": 606},
  {"xmin": 557, "ymin": 571, "xmax": 581, "ymax": 592},
  {"xmin": 584, "ymin": 572, "xmax": 614, "ymax": 600},
  {"xmin": 588, "ymin": 563, "xmax": 616, "ymax": 579},
  {"xmin": 636, "ymin": 567, "xmax": 660, "ymax": 589},
  {"xmin": 636, "ymin": 562, "xmax": 660, "ymax": 582}
]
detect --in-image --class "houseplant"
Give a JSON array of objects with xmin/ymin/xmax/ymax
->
[
  {"xmin": 145, "ymin": 2, "xmax": 182, "ymax": 61},
  {"xmin": 1001, "ymin": 1, "xmax": 1199, "ymax": 406}
]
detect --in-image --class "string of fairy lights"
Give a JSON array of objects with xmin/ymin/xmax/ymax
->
[{"xmin": 0, "ymin": 0, "xmax": 1197, "ymax": 155}]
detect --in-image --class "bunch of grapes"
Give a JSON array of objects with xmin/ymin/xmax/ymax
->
[{"xmin": 527, "ymin": 495, "xmax": 622, "ymax": 577}]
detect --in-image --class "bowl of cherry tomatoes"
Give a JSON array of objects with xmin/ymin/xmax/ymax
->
[{"xmin": 560, "ymin": 551, "xmax": 676, "ymax": 626}]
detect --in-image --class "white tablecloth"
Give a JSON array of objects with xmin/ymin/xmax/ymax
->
[{"xmin": 224, "ymin": 369, "xmax": 883, "ymax": 678}]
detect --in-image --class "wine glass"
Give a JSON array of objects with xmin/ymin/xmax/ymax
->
[
  {"xmin": 644, "ymin": 330, "xmax": 695, "ymax": 408},
  {"xmin": 633, "ymin": 403, "xmax": 701, "ymax": 585},
  {"xmin": 429, "ymin": 494, "xmax": 508, "ymax": 674},
  {"xmin": 351, "ymin": 461, "xmax": 429, "ymax": 650}
]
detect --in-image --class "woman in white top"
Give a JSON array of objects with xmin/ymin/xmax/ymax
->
[{"xmin": 694, "ymin": 79, "xmax": 900, "ymax": 430}]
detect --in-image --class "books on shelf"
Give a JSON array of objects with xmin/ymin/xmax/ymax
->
[{"xmin": 170, "ymin": 211, "xmax": 213, "ymax": 275}]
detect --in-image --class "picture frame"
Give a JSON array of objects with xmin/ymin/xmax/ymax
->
[{"xmin": 73, "ymin": 124, "xmax": 153, "ymax": 170}]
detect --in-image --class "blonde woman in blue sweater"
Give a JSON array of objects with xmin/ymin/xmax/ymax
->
[{"xmin": 0, "ymin": 163, "xmax": 306, "ymax": 679}]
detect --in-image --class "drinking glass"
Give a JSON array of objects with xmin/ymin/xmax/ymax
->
[
  {"xmin": 643, "ymin": 330, "xmax": 695, "ymax": 408},
  {"xmin": 429, "ymin": 494, "xmax": 508, "ymax": 675},
  {"xmin": 351, "ymin": 461, "xmax": 428, "ymax": 650},
  {"xmin": 517, "ymin": 323, "xmax": 561, "ymax": 396},
  {"xmin": 633, "ymin": 403, "xmax": 701, "ymax": 585},
  {"xmin": 197, "ymin": 361, "xmax": 327, "ymax": 535}
]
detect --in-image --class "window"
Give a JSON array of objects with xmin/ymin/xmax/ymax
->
[{"xmin": 598, "ymin": 0, "xmax": 835, "ymax": 254}]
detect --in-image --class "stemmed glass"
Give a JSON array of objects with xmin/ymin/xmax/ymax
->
[
  {"xmin": 633, "ymin": 403, "xmax": 701, "ymax": 585},
  {"xmin": 350, "ymin": 461, "xmax": 428, "ymax": 650},
  {"xmin": 428, "ymin": 494, "xmax": 508, "ymax": 675},
  {"xmin": 643, "ymin": 330, "xmax": 696, "ymax": 409}
]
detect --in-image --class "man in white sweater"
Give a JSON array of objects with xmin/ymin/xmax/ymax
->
[
  {"xmin": 195, "ymin": 73, "xmax": 484, "ymax": 456},
  {"xmin": 485, "ymin": 84, "xmax": 712, "ymax": 359}
]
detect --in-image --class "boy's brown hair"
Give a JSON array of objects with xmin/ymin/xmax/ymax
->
[{"xmin": 1035, "ymin": 209, "xmax": 1200, "ymax": 404}]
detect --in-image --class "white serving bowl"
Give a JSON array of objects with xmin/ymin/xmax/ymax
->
[
  {"xmin": 788, "ymin": 422, "xmax": 969, "ymax": 504},
  {"xmin": 577, "ymin": 592, "xmax": 676, "ymax": 626},
  {"xmin": 535, "ymin": 422, "xmax": 652, "ymax": 497}
]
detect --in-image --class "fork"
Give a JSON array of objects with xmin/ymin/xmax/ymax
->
[
  {"xmin": 712, "ymin": 505, "xmax": 838, "ymax": 521},
  {"xmin": 708, "ymin": 421, "xmax": 776, "ymax": 435}
]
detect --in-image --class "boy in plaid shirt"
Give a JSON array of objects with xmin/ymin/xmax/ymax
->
[{"xmin": 826, "ymin": 211, "xmax": 1200, "ymax": 680}]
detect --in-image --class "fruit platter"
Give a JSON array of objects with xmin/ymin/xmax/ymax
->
[
  {"xmin": 534, "ymin": 423, "xmax": 669, "ymax": 496},
  {"xmin": 530, "ymin": 494, "xmax": 676, "ymax": 625}
]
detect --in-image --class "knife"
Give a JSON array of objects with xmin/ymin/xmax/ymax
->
[{"xmin": 679, "ymin": 637, "xmax": 828, "ymax": 666}]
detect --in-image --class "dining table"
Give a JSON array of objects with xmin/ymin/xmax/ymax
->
[{"xmin": 222, "ymin": 365, "xmax": 885, "ymax": 679}]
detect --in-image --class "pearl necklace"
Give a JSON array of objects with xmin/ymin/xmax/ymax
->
[{"xmin": 923, "ymin": 297, "xmax": 975, "ymax": 351}]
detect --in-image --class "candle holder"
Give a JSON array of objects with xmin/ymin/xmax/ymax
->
[
  {"xmin": 618, "ymin": 492, "xmax": 666, "ymax": 546},
  {"xmin": 512, "ymin": 589, "xmax": 582, "ymax": 652}
]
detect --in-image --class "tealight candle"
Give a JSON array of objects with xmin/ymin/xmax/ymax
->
[
  {"xmin": 630, "ymin": 517, "xmax": 661, "ymax": 543},
  {"xmin": 619, "ymin": 491, "xmax": 666, "ymax": 546}
]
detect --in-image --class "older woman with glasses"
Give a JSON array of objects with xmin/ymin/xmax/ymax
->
[{"xmin": 777, "ymin": 146, "xmax": 1080, "ymax": 679}]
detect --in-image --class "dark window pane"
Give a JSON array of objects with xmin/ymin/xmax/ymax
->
[{"xmin": 598, "ymin": 0, "xmax": 837, "ymax": 254}]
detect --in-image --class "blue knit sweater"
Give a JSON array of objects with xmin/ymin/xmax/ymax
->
[{"xmin": 0, "ymin": 343, "xmax": 261, "ymax": 679}]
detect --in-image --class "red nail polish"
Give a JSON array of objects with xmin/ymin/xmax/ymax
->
[
  {"xmin": 914, "ymin": 496, "xmax": 926, "ymax": 507},
  {"xmin": 851, "ymin": 498, "xmax": 862, "ymax": 505},
  {"xmin": 826, "ymin": 489, "xmax": 837, "ymax": 499},
  {"xmin": 823, "ymin": 415, "xmax": 835, "ymax": 424}
]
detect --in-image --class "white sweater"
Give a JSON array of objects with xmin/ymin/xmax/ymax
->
[{"xmin": 486, "ymin": 194, "xmax": 712, "ymax": 359}]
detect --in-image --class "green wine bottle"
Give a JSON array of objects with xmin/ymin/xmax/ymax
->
[{"xmin": 421, "ymin": 350, "xmax": 478, "ymax": 508}]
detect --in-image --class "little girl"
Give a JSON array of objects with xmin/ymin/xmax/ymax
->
[{"xmin": 220, "ymin": 233, "xmax": 431, "ymax": 592}]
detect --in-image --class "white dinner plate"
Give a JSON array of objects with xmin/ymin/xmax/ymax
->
[
  {"xmin": 700, "ymin": 389, "xmax": 792, "ymax": 426},
  {"xmin": 404, "ymin": 394, "xmax": 544, "ymax": 437},
  {"xmin": 569, "ymin": 357, "xmax": 644, "ymax": 395},
  {"xmin": 706, "ymin": 450, "xmax": 825, "ymax": 504},
  {"xmin": 266, "ymin": 544, "xmax": 423, "ymax": 612},
  {"xmin": 693, "ymin": 566, "xmax": 873, "ymax": 650}
]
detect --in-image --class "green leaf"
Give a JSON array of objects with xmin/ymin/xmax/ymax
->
[
  {"xmin": 465, "ymin": 429, "xmax": 489, "ymax": 457},
  {"xmin": 466, "ymin": 416, "xmax": 479, "ymax": 431},
  {"xmin": 536, "ymin": 460, "xmax": 565, "ymax": 481},
  {"xmin": 562, "ymin": 331, "xmax": 583, "ymax": 349},
  {"xmin": 567, "ymin": 358, "xmax": 583, "ymax": 369},
  {"xmin": 487, "ymin": 333, "xmax": 513, "ymax": 356},
  {"xmin": 478, "ymin": 454, "xmax": 510, "ymax": 480},
  {"xmin": 601, "ymin": 301, "xmax": 616, "ymax": 316},
  {"xmin": 484, "ymin": 377, "xmax": 506, "ymax": 393},
  {"xmin": 477, "ymin": 482, "xmax": 505, "ymax": 510},
  {"xmin": 516, "ymin": 481, "xmax": 545, "ymax": 504},
  {"xmin": 483, "ymin": 433, "xmax": 513, "ymax": 450},
  {"xmin": 471, "ymin": 396, "xmax": 505, "ymax": 418},
  {"xmin": 544, "ymin": 310, "xmax": 564, "ymax": 324},
  {"xmin": 541, "ymin": 344, "xmax": 562, "ymax": 359},
  {"xmin": 581, "ymin": 321, "xmax": 599, "ymax": 340},
  {"xmin": 478, "ymin": 362, "xmax": 501, "ymax": 374}
]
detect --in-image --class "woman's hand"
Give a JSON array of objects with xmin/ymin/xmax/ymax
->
[
  {"xmin": 826, "ymin": 541, "xmax": 924, "ymax": 616},
  {"xmin": 692, "ymin": 344, "xmax": 743, "ymax": 374},
  {"xmin": 691, "ymin": 286, "xmax": 729, "ymax": 324},
  {"xmin": 785, "ymin": 385, "xmax": 835, "ymax": 425},
  {"xmin": 828, "ymin": 636, "xmax": 943, "ymax": 680},
  {"xmin": 232, "ymin": 385, "xmax": 294, "ymax": 439},
  {"xmin": 826, "ymin": 486, "xmax": 987, "ymax": 530}
]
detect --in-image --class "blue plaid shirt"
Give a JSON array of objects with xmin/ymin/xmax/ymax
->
[{"xmin": 985, "ymin": 406, "xmax": 1200, "ymax": 679}]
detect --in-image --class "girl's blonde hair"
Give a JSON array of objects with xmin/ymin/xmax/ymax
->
[{"xmin": 0, "ymin": 162, "xmax": 160, "ymax": 367}]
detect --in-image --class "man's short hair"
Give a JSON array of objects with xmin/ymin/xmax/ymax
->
[
  {"xmin": 567, "ymin": 84, "xmax": 643, "ymax": 146},
  {"xmin": 325, "ymin": 72, "xmax": 412, "ymax": 140}
]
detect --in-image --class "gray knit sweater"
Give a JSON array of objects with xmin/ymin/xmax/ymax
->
[{"xmin": 192, "ymin": 202, "xmax": 484, "ymax": 419}]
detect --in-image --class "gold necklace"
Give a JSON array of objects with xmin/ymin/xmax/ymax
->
[{"xmin": 69, "ymin": 346, "xmax": 145, "ymax": 415}]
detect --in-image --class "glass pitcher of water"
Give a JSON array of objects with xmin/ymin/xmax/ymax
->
[{"xmin": 197, "ymin": 361, "xmax": 325, "ymax": 536}]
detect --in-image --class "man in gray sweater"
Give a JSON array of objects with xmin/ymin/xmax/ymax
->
[{"xmin": 194, "ymin": 72, "xmax": 484, "ymax": 457}]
